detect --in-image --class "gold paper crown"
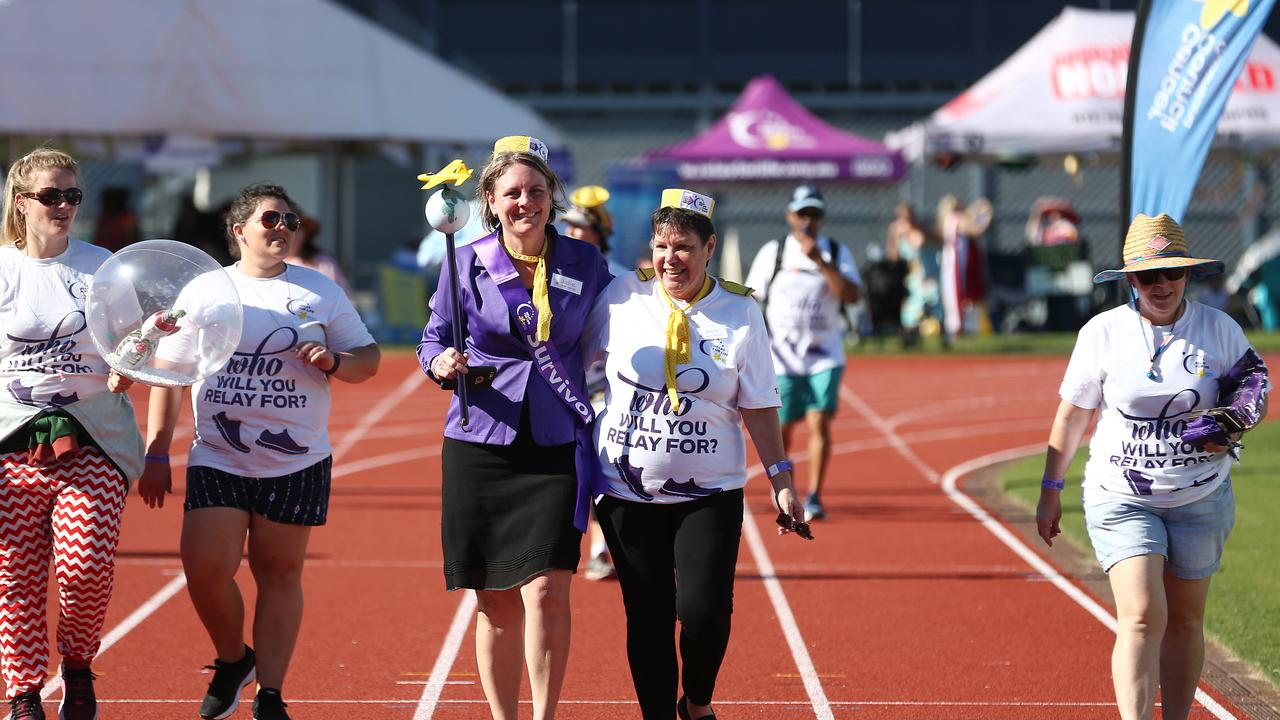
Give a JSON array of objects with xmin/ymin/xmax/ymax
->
[
  {"xmin": 570, "ymin": 185, "xmax": 610, "ymax": 209},
  {"xmin": 660, "ymin": 188, "xmax": 715, "ymax": 219},
  {"xmin": 493, "ymin": 135, "xmax": 549, "ymax": 162}
]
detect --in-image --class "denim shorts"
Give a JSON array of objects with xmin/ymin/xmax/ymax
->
[{"xmin": 1083, "ymin": 478, "xmax": 1235, "ymax": 579}]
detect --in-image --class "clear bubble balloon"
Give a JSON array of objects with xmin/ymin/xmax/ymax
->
[{"xmin": 86, "ymin": 239, "xmax": 242, "ymax": 387}]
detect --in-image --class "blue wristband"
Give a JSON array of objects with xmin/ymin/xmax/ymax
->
[
  {"xmin": 765, "ymin": 459, "xmax": 793, "ymax": 479},
  {"xmin": 1041, "ymin": 477, "xmax": 1066, "ymax": 491},
  {"xmin": 145, "ymin": 453, "xmax": 169, "ymax": 464}
]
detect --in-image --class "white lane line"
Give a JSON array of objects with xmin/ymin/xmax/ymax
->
[
  {"xmin": 333, "ymin": 445, "xmax": 440, "ymax": 479},
  {"xmin": 31, "ymin": 373, "xmax": 431, "ymax": 710},
  {"xmin": 39, "ymin": 574, "xmax": 189, "ymax": 703},
  {"xmin": 839, "ymin": 385, "xmax": 939, "ymax": 482},
  {"xmin": 938, "ymin": 446, "xmax": 1238, "ymax": 720},
  {"xmin": 333, "ymin": 371, "xmax": 427, "ymax": 462},
  {"xmin": 413, "ymin": 592, "xmax": 478, "ymax": 720},
  {"xmin": 72, "ymin": 697, "xmax": 1128, "ymax": 707},
  {"xmin": 741, "ymin": 475, "xmax": 834, "ymax": 720}
]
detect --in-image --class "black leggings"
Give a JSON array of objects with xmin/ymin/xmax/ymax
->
[{"xmin": 596, "ymin": 490, "xmax": 743, "ymax": 719}]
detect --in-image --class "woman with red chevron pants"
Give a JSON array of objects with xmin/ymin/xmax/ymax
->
[{"xmin": 0, "ymin": 148, "xmax": 145, "ymax": 720}]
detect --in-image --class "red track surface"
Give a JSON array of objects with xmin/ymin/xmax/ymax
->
[{"xmin": 2, "ymin": 353, "xmax": 1260, "ymax": 718}]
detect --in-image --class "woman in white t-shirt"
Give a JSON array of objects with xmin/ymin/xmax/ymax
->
[
  {"xmin": 0, "ymin": 148, "xmax": 143, "ymax": 719},
  {"xmin": 583, "ymin": 189, "xmax": 807, "ymax": 720},
  {"xmin": 138, "ymin": 183, "xmax": 380, "ymax": 720},
  {"xmin": 1036, "ymin": 213, "xmax": 1268, "ymax": 720}
]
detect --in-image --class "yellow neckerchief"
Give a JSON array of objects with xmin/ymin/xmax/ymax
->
[
  {"xmin": 503, "ymin": 235, "xmax": 552, "ymax": 341},
  {"xmin": 657, "ymin": 275, "xmax": 714, "ymax": 408}
]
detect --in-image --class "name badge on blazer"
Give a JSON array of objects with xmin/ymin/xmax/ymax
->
[{"xmin": 550, "ymin": 272, "xmax": 584, "ymax": 295}]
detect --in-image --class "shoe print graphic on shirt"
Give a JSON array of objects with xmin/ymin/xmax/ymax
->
[
  {"xmin": 213, "ymin": 411, "xmax": 252, "ymax": 453},
  {"xmin": 659, "ymin": 477, "xmax": 723, "ymax": 499},
  {"xmin": 7, "ymin": 379, "xmax": 78, "ymax": 408},
  {"xmin": 612, "ymin": 454, "xmax": 654, "ymax": 501},
  {"xmin": 255, "ymin": 428, "xmax": 309, "ymax": 455}
]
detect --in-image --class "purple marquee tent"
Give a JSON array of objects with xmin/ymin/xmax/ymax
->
[{"xmin": 645, "ymin": 75, "xmax": 905, "ymax": 183}]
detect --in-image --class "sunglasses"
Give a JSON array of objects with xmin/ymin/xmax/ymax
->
[
  {"xmin": 775, "ymin": 512, "xmax": 814, "ymax": 540},
  {"xmin": 246, "ymin": 211, "xmax": 301, "ymax": 232},
  {"xmin": 19, "ymin": 187, "xmax": 84, "ymax": 207},
  {"xmin": 1134, "ymin": 267, "xmax": 1187, "ymax": 285}
]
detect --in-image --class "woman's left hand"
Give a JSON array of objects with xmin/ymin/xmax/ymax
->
[
  {"xmin": 775, "ymin": 486, "xmax": 805, "ymax": 536},
  {"xmin": 107, "ymin": 369, "xmax": 133, "ymax": 393},
  {"xmin": 296, "ymin": 341, "xmax": 337, "ymax": 373}
]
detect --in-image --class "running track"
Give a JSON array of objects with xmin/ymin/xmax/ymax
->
[{"xmin": 2, "ymin": 353, "xmax": 1267, "ymax": 718}]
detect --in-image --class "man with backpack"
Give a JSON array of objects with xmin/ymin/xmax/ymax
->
[{"xmin": 744, "ymin": 185, "xmax": 861, "ymax": 521}]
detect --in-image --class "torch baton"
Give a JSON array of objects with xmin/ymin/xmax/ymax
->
[
  {"xmin": 418, "ymin": 160, "xmax": 476, "ymax": 430},
  {"xmin": 443, "ymin": 225, "xmax": 469, "ymax": 428}
]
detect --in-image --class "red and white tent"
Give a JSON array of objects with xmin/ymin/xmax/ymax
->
[{"xmin": 886, "ymin": 6, "xmax": 1280, "ymax": 160}]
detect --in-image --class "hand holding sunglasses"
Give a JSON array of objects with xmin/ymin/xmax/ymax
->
[
  {"xmin": 20, "ymin": 186, "xmax": 84, "ymax": 207},
  {"xmin": 775, "ymin": 512, "xmax": 814, "ymax": 540}
]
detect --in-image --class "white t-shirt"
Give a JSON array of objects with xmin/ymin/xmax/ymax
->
[
  {"xmin": 1061, "ymin": 301, "xmax": 1261, "ymax": 508},
  {"xmin": 583, "ymin": 273, "xmax": 779, "ymax": 504},
  {"xmin": 160, "ymin": 263, "xmax": 375, "ymax": 477},
  {"xmin": 0, "ymin": 241, "xmax": 112, "ymax": 408},
  {"xmin": 744, "ymin": 234, "xmax": 861, "ymax": 376}
]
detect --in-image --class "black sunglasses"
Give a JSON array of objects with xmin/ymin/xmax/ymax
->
[
  {"xmin": 1134, "ymin": 267, "xmax": 1187, "ymax": 285},
  {"xmin": 20, "ymin": 187, "xmax": 84, "ymax": 207},
  {"xmin": 247, "ymin": 210, "xmax": 301, "ymax": 232}
]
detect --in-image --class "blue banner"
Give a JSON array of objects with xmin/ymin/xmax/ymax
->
[{"xmin": 1125, "ymin": 0, "xmax": 1276, "ymax": 222}]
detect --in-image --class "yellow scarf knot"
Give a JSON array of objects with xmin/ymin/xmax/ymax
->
[
  {"xmin": 658, "ymin": 276, "xmax": 714, "ymax": 409},
  {"xmin": 505, "ymin": 238, "xmax": 552, "ymax": 341}
]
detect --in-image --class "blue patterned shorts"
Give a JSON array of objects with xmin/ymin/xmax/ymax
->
[{"xmin": 184, "ymin": 457, "xmax": 332, "ymax": 526}]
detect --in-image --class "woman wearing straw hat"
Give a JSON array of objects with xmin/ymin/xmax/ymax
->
[
  {"xmin": 1035, "ymin": 213, "xmax": 1268, "ymax": 720},
  {"xmin": 582, "ymin": 189, "xmax": 808, "ymax": 720},
  {"xmin": 418, "ymin": 136, "xmax": 611, "ymax": 720}
]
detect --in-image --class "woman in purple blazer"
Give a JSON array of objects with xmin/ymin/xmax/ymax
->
[{"xmin": 417, "ymin": 136, "xmax": 610, "ymax": 720}]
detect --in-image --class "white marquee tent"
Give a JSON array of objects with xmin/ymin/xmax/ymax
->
[
  {"xmin": 0, "ymin": 0, "xmax": 559, "ymax": 148},
  {"xmin": 886, "ymin": 7, "xmax": 1280, "ymax": 161}
]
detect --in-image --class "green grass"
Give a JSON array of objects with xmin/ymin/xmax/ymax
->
[{"xmin": 1001, "ymin": 424, "xmax": 1280, "ymax": 686}]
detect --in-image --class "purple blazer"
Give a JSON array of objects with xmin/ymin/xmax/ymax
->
[{"xmin": 418, "ymin": 228, "xmax": 612, "ymax": 445}]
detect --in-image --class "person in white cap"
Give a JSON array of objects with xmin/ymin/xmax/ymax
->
[{"xmin": 744, "ymin": 184, "xmax": 861, "ymax": 521}]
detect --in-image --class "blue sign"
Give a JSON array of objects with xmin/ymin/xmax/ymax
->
[{"xmin": 1127, "ymin": 0, "xmax": 1276, "ymax": 221}]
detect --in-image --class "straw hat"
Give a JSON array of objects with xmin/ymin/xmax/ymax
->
[{"xmin": 1092, "ymin": 213, "xmax": 1224, "ymax": 283}]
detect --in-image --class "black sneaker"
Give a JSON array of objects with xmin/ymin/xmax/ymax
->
[
  {"xmin": 199, "ymin": 645, "xmax": 256, "ymax": 720},
  {"xmin": 252, "ymin": 688, "xmax": 291, "ymax": 720},
  {"xmin": 9, "ymin": 689, "xmax": 45, "ymax": 720},
  {"xmin": 58, "ymin": 667, "xmax": 97, "ymax": 720}
]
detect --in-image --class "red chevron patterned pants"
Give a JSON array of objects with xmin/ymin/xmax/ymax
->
[{"xmin": 0, "ymin": 448, "xmax": 127, "ymax": 697}]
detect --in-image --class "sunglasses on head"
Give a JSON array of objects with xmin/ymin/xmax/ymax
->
[
  {"xmin": 247, "ymin": 210, "xmax": 301, "ymax": 232},
  {"xmin": 19, "ymin": 187, "xmax": 84, "ymax": 207},
  {"xmin": 1134, "ymin": 267, "xmax": 1187, "ymax": 285}
]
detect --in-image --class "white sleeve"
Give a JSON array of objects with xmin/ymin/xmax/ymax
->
[
  {"xmin": 835, "ymin": 241, "xmax": 862, "ymax": 285},
  {"xmin": 736, "ymin": 300, "xmax": 781, "ymax": 409},
  {"xmin": 581, "ymin": 277, "xmax": 617, "ymax": 365},
  {"xmin": 743, "ymin": 241, "xmax": 779, "ymax": 300},
  {"xmin": 324, "ymin": 290, "xmax": 376, "ymax": 351},
  {"xmin": 1059, "ymin": 318, "xmax": 1106, "ymax": 409}
]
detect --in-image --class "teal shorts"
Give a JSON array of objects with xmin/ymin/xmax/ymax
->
[{"xmin": 777, "ymin": 367, "xmax": 844, "ymax": 424}]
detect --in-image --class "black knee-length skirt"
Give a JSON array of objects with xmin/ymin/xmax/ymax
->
[{"xmin": 440, "ymin": 419, "xmax": 582, "ymax": 591}]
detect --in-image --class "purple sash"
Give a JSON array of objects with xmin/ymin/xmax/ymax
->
[{"xmin": 473, "ymin": 232, "xmax": 601, "ymax": 532}]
